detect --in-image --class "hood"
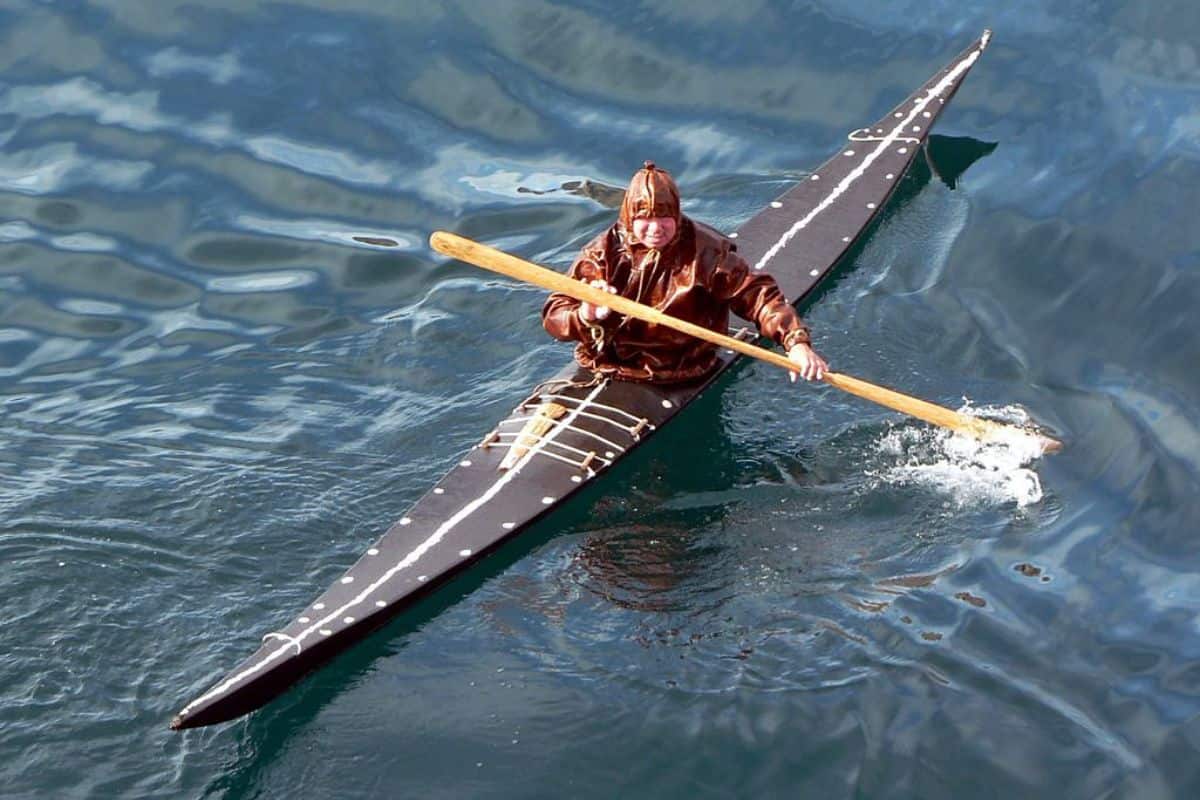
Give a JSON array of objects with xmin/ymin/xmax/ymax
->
[{"xmin": 618, "ymin": 161, "xmax": 681, "ymax": 239}]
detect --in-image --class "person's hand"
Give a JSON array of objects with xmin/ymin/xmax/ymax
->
[
  {"xmin": 787, "ymin": 342, "xmax": 828, "ymax": 382},
  {"xmin": 580, "ymin": 280, "xmax": 618, "ymax": 322}
]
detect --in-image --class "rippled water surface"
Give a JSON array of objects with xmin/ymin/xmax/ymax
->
[{"xmin": 3, "ymin": 2, "xmax": 1200, "ymax": 797}]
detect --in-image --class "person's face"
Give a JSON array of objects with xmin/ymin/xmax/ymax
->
[{"xmin": 631, "ymin": 215, "xmax": 677, "ymax": 249}]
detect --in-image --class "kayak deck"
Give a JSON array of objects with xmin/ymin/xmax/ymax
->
[{"xmin": 171, "ymin": 30, "xmax": 992, "ymax": 730}]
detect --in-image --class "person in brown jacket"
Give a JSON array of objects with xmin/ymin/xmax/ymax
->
[{"xmin": 542, "ymin": 161, "xmax": 828, "ymax": 384}]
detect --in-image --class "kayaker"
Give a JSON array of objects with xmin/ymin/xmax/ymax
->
[{"xmin": 542, "ymin": 161, "xmax": 828, "ymax": 384}]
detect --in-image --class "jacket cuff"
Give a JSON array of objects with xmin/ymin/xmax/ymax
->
[{"xmin": 782, "ymin": 326, "xmax": 811, "ymax": 350}]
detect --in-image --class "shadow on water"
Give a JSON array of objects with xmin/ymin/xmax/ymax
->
[
  {"xmin": 924, "ymin": 135, "xmax": 998, "ymax": 190},
  {"xmin": 798, "ymin": 134, "xmax": 998, "ymax": 312}
]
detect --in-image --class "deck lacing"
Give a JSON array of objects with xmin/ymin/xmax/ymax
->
[
  {"xmin": 534, "ymin": 392, "xmax": 648, "ymax": 426},
  {"xmin": 508, "ymin": 403, "xmax": 640, "ymax": 437},
  {"xmin": 488, "ymin": 440, "xmax": 602, "ymax": 474},
  {"xmin": 260, "ymin": 632, "xmax": 302, "ymax": 656},
  {"xmin": 493, "ymin": 431, "xmax": 614, "ymax": 465},
  {"xmin": 497, "ymin": 416, "xmax": 628, "ymax": 452},
  {"xmin": 848, "ymin": 127, "xmax": 920, "ymax": 144}
]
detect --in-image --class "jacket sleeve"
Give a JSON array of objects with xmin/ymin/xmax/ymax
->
[
  {"xmin": 711, "ymin": 248, "xmax": 811, "ymax": 349},
  {"xmin": 541, "ymin": 244, "xmax": 607, "ymax": 343}
]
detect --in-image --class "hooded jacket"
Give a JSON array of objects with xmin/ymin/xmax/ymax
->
[{"xmin": 542, "ymin": 163, "xmax": 810, "ymax": 383}]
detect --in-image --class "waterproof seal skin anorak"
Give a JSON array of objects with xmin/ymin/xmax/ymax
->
[
  {"xmin": 542, "ymin": 161, "xmax": 809, "ymax": 383},
  {"xmin": 541, "ymin": 216, "xmax": 811, "ymax": 383}
]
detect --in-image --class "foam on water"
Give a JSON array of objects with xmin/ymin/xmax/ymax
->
[{"xmin": 871, "ymin": 404, "xmax": 1047, "ymax": 508}]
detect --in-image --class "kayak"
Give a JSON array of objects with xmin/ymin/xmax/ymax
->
[{"xmin": 171, "ymin": 30, "xmax": 992, "ymax": 730}]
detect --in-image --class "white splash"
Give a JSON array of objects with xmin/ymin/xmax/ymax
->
[{"xmin": 873, "ymin": 404, "xmax": 1046, "ymax": 508}]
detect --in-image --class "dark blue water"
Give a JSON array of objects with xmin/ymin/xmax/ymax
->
[{"xmin": 3, "ymin": 2, "xmax": 1199, "ymax": 797}]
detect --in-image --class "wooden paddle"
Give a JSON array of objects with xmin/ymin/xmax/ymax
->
[{"xmin": 429, "ymin": 231, "xmax": 1062, "ymax": 454}]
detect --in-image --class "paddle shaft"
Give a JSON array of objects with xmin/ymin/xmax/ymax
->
[{"xmin": 429, "ymin": 231, "xmax": 1055, "ymax": 449}]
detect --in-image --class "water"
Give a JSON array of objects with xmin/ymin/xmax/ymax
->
[{"xmin": 2, "ymin": 2, "xmax": 1199, "ymax": 797}]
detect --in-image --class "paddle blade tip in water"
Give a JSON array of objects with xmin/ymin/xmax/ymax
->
[
  {"xmin": 1038, "ymin": 434, "xmax": 1064, "ymax": 455},
  {"xmin": 986, "ymin": 420, "xmax": 1063, "ymax": 457},
  {"xmin": 962, "ymin": 405, "xmax": 1063, "ymax": 458}
]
